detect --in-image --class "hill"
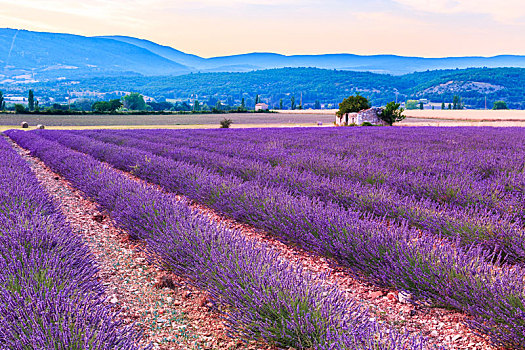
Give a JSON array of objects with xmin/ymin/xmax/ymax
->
[
  {"xmin": 0, "ymin": 29, "xmax": 190, "ymax": 83},
  {"xmin": 0, "ymin": 28, "xmax": 524, "ymax": 82},
  {"xmin": 3, "ymin": 67, "xmax": 523, "ymax": 109}
]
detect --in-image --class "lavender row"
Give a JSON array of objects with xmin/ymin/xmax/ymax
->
[
  {"xmin": 74, "ymin": 129, "xmax": 525, "ymax": 262},
  {"xmin": 0, "ymin": 135, "xmax": 141, "ymax": 349},
  {"xmin": 5, "ymin": 130, "xmax": 423, "ymax": 350},
  {"xmin": 28, "ymin": 129, "xmax": 525, "ymax": 348},
  {"xmin": 117, "ymin": 127, "xmax": 525, "ymax": 216}
]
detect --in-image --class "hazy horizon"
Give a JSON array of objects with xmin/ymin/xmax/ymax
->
[{"xmin": 0, "ymin": 0, "xmax": 523, "ymax": 58}]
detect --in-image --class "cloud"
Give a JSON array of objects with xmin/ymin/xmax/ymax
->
[{"xmin": 393, "ymin": 0, "xmax": 525, "ymax": 22}]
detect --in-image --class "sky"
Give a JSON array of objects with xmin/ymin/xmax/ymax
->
[{"xmin": 0, "ymin": 0, "xmax": 523, "ymax": 58}]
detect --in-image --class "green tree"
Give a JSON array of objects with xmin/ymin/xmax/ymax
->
[
  {"xmin": 419, "ymin": 102, "xmax": 424, "ymax": 110},
  {"xmin": 35, "ymin": 100, "xmax": 39, "ymax": 112},
  {"xmin": 452, "ymin": 95, "xmax": 461, "ymax": 110},
  {"xmin": 92, "ymin": 99, "xmax": 122, "ymax": 113},
  {"xmin": 72, "ymin": 98, "xmax": 93, "ymax": 111},
  {"xmin": 379, "ymin": 101, "xmax": 405, "ymax": 126},
  {"xmin": 193, "ymin": 100, "xmax": 201, "ymax": 111},
  {"xmin": 255, "ymin": 94, "xmax": 260, "ymax": 104},
  {"xmin": 492, "ymin": 100, "xmax": 508, "ymax": 110},
  {"xmin": 14, "ymin": 104, "xmax": 26, "ymax": 114},
  {"xmin": 0, "ymin": 91, "xmax": 4, "ymax": 111},
  {"xmin": 448, "ymin": 103, "xmax": 452, "ymax": 110},
  {"xmin": 241, "ymin": 98, "xmax": 245, "ymax": 109},
  {"xmin": 337, "ymin": 95, "xmax": 370, "ymax": 117},
  {"xmin": 28, "ymin": 90, "xmax": 35, "ymax": 111},
  {"xmin": 405, "ymin": 100, "xmax": 419, "ymax": 110},
  {"xmin": 109, "ymin": 99, "xmax": 123, "ymax": 111},
  {"xmin": 314, "ymin": 100, "xmax": 321, "ymax": 109},
  {"xmin": 122, "ymin": 93, "xmax": 146, "ymax": 110},
  {"xmin": 441, "ymin": 102, "xmax": 445, "ymax": 110},
  {"xmin": 291, "ymin": 96, "xmax": 296, "ymax": 110},
  {"xmin": 279, "ymin": 99, "xmax": 284, "ymax": 110}
]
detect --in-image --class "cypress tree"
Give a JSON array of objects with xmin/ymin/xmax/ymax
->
[{"xmin": 28, "ymin": 90, "xmax": 35, "ymax": 111}]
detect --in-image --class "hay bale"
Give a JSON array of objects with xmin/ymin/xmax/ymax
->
[
  {"xmin": 36, "ymin": 124, "xmax": 45, "ymax": 129},
  {"xmin": 21, "ymin": 122, "xmax": 29, "ymax": 128}
]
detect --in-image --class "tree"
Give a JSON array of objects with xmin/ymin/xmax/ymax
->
[
  {"xmin": 291, "ymin": 96, "xmax": 296, "ymax": 110},
  {"xmin": 448, "ymin": 103, "xmax": 452, "ymax": 110},
  {"xmin": 109, "ymin": 99, "xmax": 123, "ymax": 111},
  {"xmin": 452, "ymin": 95, "xmax": 461, "ymax": 110},
  {"xmin": 28, "ymin": 90, "xmax": 35, "ymax": 111},
  {"xmin": 0, "ymin": 91, "xmax": 4, "ymax": 111},
  {"xmin": 379, "ymin": 101, "xmax": 405, "ymax": 126},
  {"xmin": 35, "ymin": 100, "xmax": 39, "ymax": 112},
  {"xmin": 14, "ymin": 104, "xmax": 26, "ymax": 114},
  {"xmin": 314, "ymin": 100, "xmax": 321, "ymax": 109},
  {"xmin": 492, "ymin": 100, "xmax": 508, "ymax": 110},
  {"xmin": 71, "ymin": 99, "xmax": 93, "ymax": 111},
  {"xmin": 405, "ymin": 100, "xmax": 419, "ymax": 110},
  {"xmin": 241, "ymin": 98, "xmax": 245, "ymax": 109},
  {"xmin": 419, "ymin": 102, "xmax": 424, "ymax": 110},
  {"xmin": 441, "ymin": 102, "xmax": 445, "ymax": 110},
  {"xmin": 337, "ymin": 95, "xmax": 370, "ymax": 117},
  {"xmin": 122, "ymin": 93, "xmax": 146, "ymax": 110},
  {"xmin": 255, "ymin": 95, "xmax": 260, "ymax": 104},
  {"xmin": 148, "ymin": 101, "xmax": 174, "ymax": 112},
  {"xmin": 193, "ymin": 100, "xmax": 201, "ymax": 111},
  {"xmin": 279, "ymin": 99, "xmax": 284, "ymax": 110},
  {"xmin": 92, "ymin": 99, "xmax": 122, "ymax": 113}
]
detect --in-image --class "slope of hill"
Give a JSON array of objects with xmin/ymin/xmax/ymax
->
[
  {"xmin": 0, "ymin": 29, "xmax": 190, "ymax": 82},
  {"xmin": 4, "ymin": 67, "xmax": 523, "ymax": 109},
  {"xmin": 97, "ymin": 35, "xmax": 206, "ymax": 69}
]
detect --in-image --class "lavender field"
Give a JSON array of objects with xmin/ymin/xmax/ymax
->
[{"xmin": 3, "ymin": 126, "xmax": 525, "ymax": 349}]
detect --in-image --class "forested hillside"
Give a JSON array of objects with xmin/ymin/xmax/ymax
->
[{"xmin": 3, "ymin": 67, "xmax": 522, "ymax": 109}]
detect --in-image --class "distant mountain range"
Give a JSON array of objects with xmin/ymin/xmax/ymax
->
[{"xmin": 1, "ymin": 28, "xmax": 524, "ymax": 83}]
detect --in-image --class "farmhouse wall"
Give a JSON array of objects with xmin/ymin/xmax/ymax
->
[{"xmin": 357, "ymin": 107, "xmax": 383, "ymax": 124}]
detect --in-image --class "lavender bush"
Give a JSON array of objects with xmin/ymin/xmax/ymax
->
[
  {"xmin": 75, "ymin": 129, "xmax": 525, "ymax": 262},
  {"xmin": 5, "ymin": 130, "xmax": 425, "ymax": 349},
  {"xmin": 18, "ymin": 128, "xmax": 525, "ymax": 348},
  {"xmin": 0, "ymin": 135, "xmax": 141, "ymax": 349}
]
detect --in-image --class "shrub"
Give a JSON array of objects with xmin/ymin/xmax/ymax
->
[
  {"xmin": 493, "ymin": 101, "xmax": 508, "ymax": 110},
  {"xmin": 220, "ymin": 118, "xmax": 233, "ymax": 128}
]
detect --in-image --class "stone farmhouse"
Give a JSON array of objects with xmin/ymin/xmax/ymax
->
[
  {"xmin": 335, "ymin": 107, "xmax": 385, "ymax": 126},
  {"xmin": 255, "ymin": 103, "xmax": 269, "ymax": 111}
]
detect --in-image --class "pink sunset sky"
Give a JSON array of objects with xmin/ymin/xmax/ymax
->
[{"xmin": 0, "ymin": 0, "xmax": 523, "ymax": 57}]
